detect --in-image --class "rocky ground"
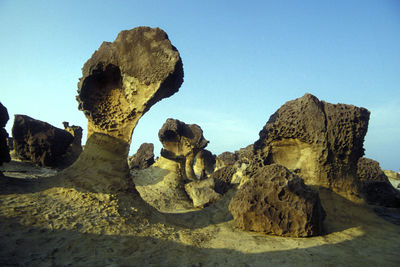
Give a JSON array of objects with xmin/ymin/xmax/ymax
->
[{"xmin": 1, "ymin": 160, "xmax": 400, "ymax": 266}]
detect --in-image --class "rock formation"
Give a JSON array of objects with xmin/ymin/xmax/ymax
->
[
  {"xmin": 357, "ymin": 157, "xmax": 400, "ymax": 207},
  {"xmin": 128, "ymin": 143, "xmax": 155, "ymax": 169},
  {"xmin": 12, "ymin": 115, "xmax": 74, "ymax": 167},
  {"xmin": 253, "ymin": 93, "xmax": 370, "ymax": 199},
  {"xmin": 229, "ymin": 164, "xmax": 326, "ymax": 237},
  {"xmin": 384, "ymin": 170, "xmax": 400, "ymax": 180},
  {"xmin": 63, "ymin": 122, "xmax": 83, "ymax": 147},
  {"xmin": 158, "ymin": 118, "xmax": 208, "ymax": 181},
  {"xmin": 0, "ymin": 102, "xmax": 11, "ymax": 167},
  {"xmin": 184, "ymin": 178, "xmax": 221, "ymax": 208},
  {"xmin": 216, "ymin": 151, "xmax": 237, "ymax": 169},
  {"xmin": 65, "ymin": 26, "xmax": 183, "ymax": 193},
  {"xmin": 193, "ymin": 149, "xmax": 216, "ymax": 178},
  {"xmin": 209, "ymin": 166, "xmax": 236, "ymax": 194}
]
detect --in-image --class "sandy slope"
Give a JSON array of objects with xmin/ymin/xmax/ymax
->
[{"xmin": 1, "ymin": 161, "xmax": 400, "ymax": 266}]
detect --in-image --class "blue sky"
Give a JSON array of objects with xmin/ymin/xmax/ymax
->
[{"xmin": 1, "ymin": 0, "xmax": 399, "ymax": 170}]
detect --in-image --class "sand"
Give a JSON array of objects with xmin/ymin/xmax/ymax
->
[{"xmin": 1, "ymin": 160, "xmax": 400, "ymax": 266}]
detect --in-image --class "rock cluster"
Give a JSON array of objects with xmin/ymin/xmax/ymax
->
[
  {"xmin": 128, "ymin": 143, "xmax": 155, "ymax": 169},
  {"xmin": 12, "ymin": 115, "xmax": 74, "ymax": 167},
  {"xmin": 253, "ymin": 94, "xmax": 370, "ymax": 199},
  {"xmin": 229, "ymin": 164, "xmax": 326, "ymax": 237},
  {"xmin": 0, "ymin": 102, "xmax": 11, "ymax": 167},
  {"xmin": 357, "ymin": 157, "xmax": 400, "ymax": 207}
]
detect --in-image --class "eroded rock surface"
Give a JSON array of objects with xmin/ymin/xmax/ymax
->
[
  {"xmin": 128, "ymin": 143, "xmax": 155, "ymax": 169},
  {"xmin": 216, "ymin": 152, "xmax": 237, "ymax": 169},
  {"xmin": 0, "ymin": 102, "xmax": 11, "ymax": 167},
  {"xmin": 209, "ymin": 166, "xmax": 236, "ymax": 194},
  {"xmin": 229, "ymin": 164, "xmax": 326, "ymax": 237},
  {"xmin": 253, "ymin": 93, "xmax": 370, "ymax": 199},
  {"xmin": 193, "ymin": 149, "xmax": 216, "ymax": 178},
  {"xmin": 357, "ymin": 157, "xmax": 400, "ymax": 207},
  {"xmin": 184, "ymin": 178, "xmax": 221, "ymax": 208},
  {"xmin": 12, "ymin": 115, "xmax": 74, "ymax": 167}
]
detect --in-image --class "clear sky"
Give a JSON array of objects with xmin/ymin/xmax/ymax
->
[{"xmin": 1, "ymin": 0, "xmax": 399, "ymax": 170}]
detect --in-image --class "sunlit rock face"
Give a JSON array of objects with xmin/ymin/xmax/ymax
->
[
  {"xmin": 229, "ymin": 164, "xmax": 326, "ymax": 237},
  {"xmin": 0, "ymin": 102, "xmax": 10, "ymax": 167},
  {"xmin": 253, "ymin": 94, "xmax": 370, "ymax": 199},
  {"xmin": 77, "ymin": 26, "xmax": 183, "ymax": 144},
  {"xmin": 193, "ymin": 149, "xmax": 216, "ymax": 178},
  {"xmin": 158, "ymin": 118, "xmax": 208, "ymax": 181},
  {"xmin": 66, "ymin": 27, "xmax": 183, "ymax": 193}
]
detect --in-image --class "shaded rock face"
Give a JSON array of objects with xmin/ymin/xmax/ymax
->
[
  {"xmin": 193, "ymin": 149, "xmax": 216, "ymax": 178},
  {"xmin": 0, "ymin": 102, "xmax": 11, "ymax": 166},
  {"xmin": 77, "ymin": 27, "xmax": 183, "ymax": 144},
  {"xmin": 128, "ymin": 143, "xmax": 155, "ymax": 169},
  {"xmin": 12, "ymin": 115, "xmax": 74, "ymax": 167},
  {"xmin": 357, "ymin": 158, "xmax": 400, "ymax": 207},
  {"xmin": 184, "ymin": 178, "xmax": 221, "ymax": 208},
  {"xmin": 158, "ymin": 118, "xmax": 208, "ymax": 180},
  {"xmin": 66, "ymin": 27, "xmax": 183, "ymax": 193},
  {"xmin": 209, "ymin": 166, "xmax": 236, "ymax": 194},
  {"xmin": 229, "ymin": 164, "xmax": 326, "ymax": 237},
  {"xmin": 253, "ymin": 94, "xmax": 370, "ymax": 199},
  {"xmin": 63, "ymin": 122, "xmax": 83, "ymax": 146}
]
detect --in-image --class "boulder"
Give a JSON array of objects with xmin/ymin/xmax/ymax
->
[
  {"xmin": 128, "ymin": 143, "xmax": 155, "ymax": 169},
  {"xmin": 253, "ymin": 93, "xmax": 370, "ymax": 199},
  {"xmin": 184, "ymin": 178, "xmax": 221, "ymax": 208},
  {"xmin": 216, "ymin": 151, "xmax": 237, "ymax": 169},
  {"xmin": 193, "ymin": 149, "xmax": 216, "ymax": 178},
  {"xmin": 64, "ymin": 26, "xmax": 183, "ymax": 193},
  {"xmin": 0, "ymin": 102, "xmax": 11, "ymax": 166},
  {"xmin": 229, "ymin": 164, "xmax": 326, "ymax": 237},
  {"xmin": 384, "ymin": 170, "xmax": 400, "ymax": 180},
  {"xmin": 357, "ymin": 157, "xmax": 400, "ymax": 207},
  {"xmin": 12, "ymin": 115, "xmax": 74, "ymax": 167},
  {"xmin": 209, "ymin": 166, "xmax": 236, "ymax": 194},
  {"xmin": 158, "ymin": 118, "xmax": 208, "ymax": 180}
]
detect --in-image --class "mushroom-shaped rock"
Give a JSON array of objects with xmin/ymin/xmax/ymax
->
[
  {"xmin": 229, "ymin": 164, "xmax": 326, "ymax": 237},
  {"xmin": 357, "ymin": 157, "xmax": 400, "ymax": 207},
  {"xmin": 158, "ymin": 118, "xmax": 208, "ymax": 180},
  {"xmin": 12, "ymin": 115, "xmax": 74, "ymax": 167},
  {"xmin": 253, "ymin": 93, "xmax": 370, "ymax": 199},
  {"xmin": 128, "ymin": 143, "xmax": 155, "ymax": 169},
  {"xmin": 0, "ymin": 102, "xmax": 11, "ymax": 167},
  {"xmin": 64, "ymin": 27, "xmax": 183, "ymax": 193}
]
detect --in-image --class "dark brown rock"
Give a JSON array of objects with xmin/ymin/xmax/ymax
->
[
  {"xmin": 357, "ymin": 157, "xmax": 400, "ymax": 207},
  {"xmin": 194, "ymin": 149, "xmax": 216, "ymax": 178},
  {"xmin": 128, "ymin": 143, "xmax": 155, "ymax": 169},
  {"xmin": 209, "ymin": 166, "xmax": 236, "ymax": 194},
  {"xmin": 229, "ymin": 164, "xmax": 326, "ymax": 237},
  {"xmin": 253, "ymin": 93, "xmax": 370, "ymax": 199},
  {"xmin": 12, "ymin": 115, "xmax": 74, "ymax": 167},
  {"xmin": 0, "ymin": 102, "xmax": 11, "ymax": 166}
]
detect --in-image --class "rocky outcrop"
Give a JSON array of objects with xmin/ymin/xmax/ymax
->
[
  {"xmin": 384, "ymin": 170, "xmax": 400, "ymax": 180},
  {"xmin": 357, "ymin": 157, "xmax": 400, "ymax": 207},
  {"xmin": 184, "ymin": 178, "xmax": 221, "ymax": 208},
  {"xmin": 229, "ymin": 164, "xmax": 326, "ymax": 237},
  {"xmin": 0, "ymin": 102, "xmax": 11, "ymax": 167},
  {"xmin": 253, "ymin": 94, "xmax": 370, "ymax": 199},
  {"xmin": 209, "ymin": 166, "xmax": 236, "ymax": 194},
  {"xmin": 128, "ymin": 143, "xmax": 155, "ymax": 169},
  {"xmin": 193, "ymin": 149, "xmax": 216, "ymax": 178},
  {"xmin": 158, "ymin": 118, "xmax": 208, "ymax": 181},
  {"xmin": 66, "ymin": 26, "xmax": 183, "ymax": 193},
  {"xmin": 216, "ymin": 152, "xmax": 237, "ymax": 169},
  {"xmin": 12, "ymin": 115, "xmax": 74, "ymax": 167},
  {"xmin": 63, "ymin": 122, "xmax": 83, "ymax": 146}
]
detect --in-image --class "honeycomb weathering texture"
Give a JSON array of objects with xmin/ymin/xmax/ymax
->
[{"xmin": 77, "ymin": 26, "xmax": 184, "ymax": 143}]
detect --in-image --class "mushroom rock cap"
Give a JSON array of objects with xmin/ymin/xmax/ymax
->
[{"xmin": 77, "ymin": 26, "xmax": 184, "ymax": 144}]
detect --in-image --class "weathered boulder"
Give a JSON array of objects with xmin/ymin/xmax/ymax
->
[
  {"xmin": 193, "ymin": 149, "xmax": 216, "ymax": 178},
  {"xmin": 158, "ymin": 118, "xmax": 208, "ymax": 180},
  {"xmin": 384, "ymin": 170, "xmax": 400, "ymax": 180},
  {"xmin": 12, "ymin": 115, "xmax": 74, "ymax": 167},
  {"xmin": 209, "ymin": 166, "xmax": 236, "ymax": 194},
  {"xmin": 216, "ymin": 151, "xmax": 237, "ymax": 169},
  {"xmin": 229, "ymin": 164, "xmax": 326, "ymax": 237},
  {"xmin": 128, "ymin": 143, "xmax": 155, "ymax": 169},
  {"xmin": 66, "ymin": 26, "xmax": 183, "ymax": 193},
  {"xmin": 357, "ymin": 157, "xmax": 400, "ymax": 207},
  {"xmin": 0, "ymin": 102, "xmax": 11, "ymax": 166},
  {"xmin": 184, "ymin": 178, "xmax": 221, "ymax": 208},
  {"xmin": 253, "ymin": 94, "xmax": 370, "ymax": 199}
]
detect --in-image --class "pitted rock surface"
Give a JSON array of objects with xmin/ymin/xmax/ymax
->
[
  {"xmin": 229, "ymin": 164, "xmax": 326, "ymax": 237},
  {"xmin": 357, "ymin": 157, "xmax": 400, "ymax": 207},
  {"xmin": 0, "ymin": 102, "xmax": 11, "ymax": 166},
  {"xmin": 184, "ymin": 178, "xmax": 221, "ymax": 208},
  {"xmin": 128, "ymin": 143, "xmax": 155, "ymax": 169},
  {"xmin": 216, "ymin": 152, "xmax": 237, "ymax": 169},
  {"xmin": 158, "ymin": 118, "xmax": 208, "ymax": 180},
  {"xmin": 253, "ymin": 94, "xmax": 370, "ymax": 199},
  {"xmin": 77, "ymin": 26, "xmax": 183, "ymax": 143},
  {"xmin": 12, "ymin": 115, "xmax": 74, "ymax": 167},
  {"xmin": 209, "ymin": 166, "xmax": 236, "ymax": 194}
]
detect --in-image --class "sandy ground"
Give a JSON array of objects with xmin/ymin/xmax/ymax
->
[{"xmin": 1, "ymin": 160, "xmax": 400, "ymax": 266}]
